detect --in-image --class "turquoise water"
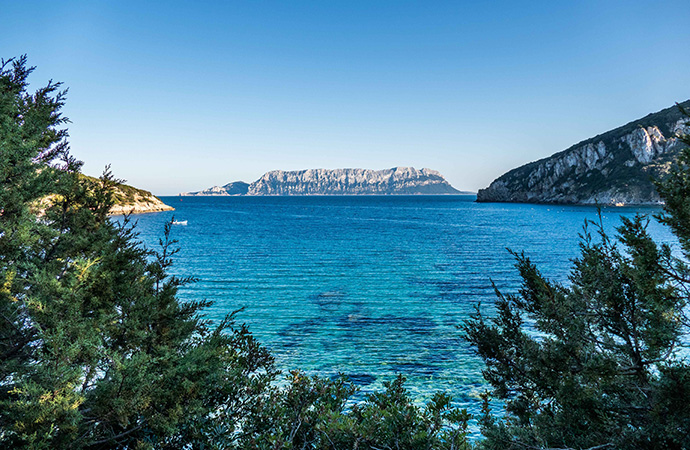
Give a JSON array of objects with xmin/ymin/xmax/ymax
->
[{"xmin": 127, "ymin": 195, "xmax": 672, "ymax": 417}]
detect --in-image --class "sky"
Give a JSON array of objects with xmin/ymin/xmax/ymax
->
[{"xmin": 2, "ymin": 0, "xmax": 690, "ymax": 195}]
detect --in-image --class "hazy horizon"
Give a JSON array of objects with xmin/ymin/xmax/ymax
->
[{"xmin": 3, "ymin": 0, "xmax": 690, "ymax": 196}]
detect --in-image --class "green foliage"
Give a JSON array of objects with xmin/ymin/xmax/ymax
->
[
  {"xmin": 11, "ymin": 53, "xmax": 690, "ymax": 450},
  {"xmin": 238, "ymin": 373, "xmax": 472, "ymax": 450},
  {"xmin": 0, "ymin": 56, "xmax": 276, "ymax": 449},
  {"xmin": 1, "ymin": 55, "xmax": 473, "ymax": 450},
  {"xmin": 79, "ymin": 174, "xmax": 158, "ymax": 206},
  {"xmin": 463, "ymin": 105, "xmax": 690, "ymax": 450}
]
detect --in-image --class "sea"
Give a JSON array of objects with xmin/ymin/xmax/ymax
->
[{"xmin": 124, "ymin": 195, "xmax": 673, "ymax": 422}]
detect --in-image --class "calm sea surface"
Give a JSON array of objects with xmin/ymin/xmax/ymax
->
[{"xmin": 125, "ymin": 195, "xmax": 672, "ymax": 418}]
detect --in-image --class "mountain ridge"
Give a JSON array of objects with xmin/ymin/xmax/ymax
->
[
  {"xmin": 182, "ymin": 167, "xmax": 468, "ymax": 196},
  {"xmin": 477, "ymin": 100, "xmax": 690, "ymax": 205}
]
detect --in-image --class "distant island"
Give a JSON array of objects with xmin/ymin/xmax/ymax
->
[
  {"xmin": 181, "ymin": 167, "xmax": 469, "ymax": 196},
  {"xmin": 477, "ymin": 100, "xmax": 690, "ymax": 205}
]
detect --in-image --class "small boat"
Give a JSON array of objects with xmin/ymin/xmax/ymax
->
[{"xmin": 172, "ymin": 220, "xmax": 188, "ymax": 225}]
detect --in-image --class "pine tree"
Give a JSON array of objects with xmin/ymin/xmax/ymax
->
[
  {"xmin": 0, "ymin": 56, "xmax": 276, "ymax": 449},
  {"xmin": 238, "ymin": 372, "xmax": 473, "ymax": 450},
  {"xmin": 463, "ymin": 107, "xmax": 690, "ymax": 449}
]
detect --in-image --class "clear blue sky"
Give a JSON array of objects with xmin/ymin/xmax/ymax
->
[{"xmin": 3, "ymin": 0, "xmax": 689, "ymax": 195}]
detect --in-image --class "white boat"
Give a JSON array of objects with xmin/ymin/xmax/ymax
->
[{"xmin": 172, "ymin": 220, "xmax": 188, "ymax": 225}]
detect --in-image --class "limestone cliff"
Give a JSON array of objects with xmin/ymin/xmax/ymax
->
[
  {"xmin": 182, "ymin": 167, "xmax": 464, "ymax": 196},
  {"xmin": 477, "ymin": 101, "xmax": 690, "ymax": 205},
  {"xmin": 247, "ymin": 167, "xmax": 461, "ymax": 195},
  {"xmin": 181, "ymin": 181, "xmax": 249, "ymax": 196}
]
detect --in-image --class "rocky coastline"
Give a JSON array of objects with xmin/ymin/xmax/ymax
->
[
  {"xmin": 108, "ymin": 194, "xmax": 174, "ymax": 215},
  {"xmin": 477, "ymin": 101, "xmax": 690, "ymax": 205}
]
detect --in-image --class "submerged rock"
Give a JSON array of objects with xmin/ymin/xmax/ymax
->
[{"xmin": 331, "ymin": 373, "xmax": 377, "ymax": 386}]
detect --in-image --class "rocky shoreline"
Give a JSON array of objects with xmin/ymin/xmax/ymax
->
[
  {"xmin": 477, "ymin": 100, "xmax": 690, "ymax": 205},
  {"xmin": 86, "ymin": 175, "xmax": 175, "ymax": 215},
  {"xmin": 108, "ymin": 196, "xmax": 174, "ymax": 215}
]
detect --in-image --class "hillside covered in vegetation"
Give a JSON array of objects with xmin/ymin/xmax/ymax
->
[
  {"xmin": 82, "ymin": 174, "xmax": 173, "ymax": 215},
  {"xmin": 477, "ymin": 100, "xmax": 690, "ymax": 204}
]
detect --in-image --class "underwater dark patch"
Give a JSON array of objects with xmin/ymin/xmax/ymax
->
[
  {"xmin": 390, "ymin": 361, "xmax": 440, "ymax": 376},
  {"xmin": 331, "ymin": 373, "xmax": 377, "ymax": 386},
  {"xmin": 337, "ymin": 314, "xmax": 436, "ymax": 335},
  {"xmin": 309, "ymin": 289, "xmax": 346, "ymax": 310}
]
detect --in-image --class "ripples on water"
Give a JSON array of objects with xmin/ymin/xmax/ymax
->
[{"xmin": 126, "ymin": 195, "xmax": 672, "ymax": 420}]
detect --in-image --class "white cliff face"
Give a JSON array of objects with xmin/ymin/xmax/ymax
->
[
  {"xmin": 672, "ymin": 118, "xmax": 690, "ymax": 136},
  {"xmin": 199, "ymin": 185, "xmax": 231, "ymax": 195},
  {"xmin": 182, "ymin": 168, "xmax": 462, "ymax": 196},
  {"xmin": 524, "ymin": 140, "xmax": 613, "ymax": 192},
  {"xmin": 180, "ymin": 181, "xmax": 249, "ymax": 196},
  {"xmin": 477, "ymin": 101, "xmax": 690, "ymax": 205},
  {"xmin": 624, "ymin": 126, "xmax": 669, "ymax": 164},
  {"xmin": 246, "ymin": 167, "xmax": 459, "ymax": 195}
]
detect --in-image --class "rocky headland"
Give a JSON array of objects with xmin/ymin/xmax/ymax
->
[
  {"xmin": 104, "ymin": 178, "xmax": 174, "ymax": 215},
  {"xmin": 182, "ymin": 167, "xmax": 466, "ymax": 196},
  {"xmin": 108, "ymin": 188, "xmax": 174, "ymax": 215},
  {"xmin": 96, "ymin": 177, "xmax": 173, "ymax": 215},
  {"xmin": 35, "ymin": 177, "xmax": 174, "ymax": 216},
  {"xmin": 93, "ymin": 176, "xmax": 174, "ymax": 214},
  {"xmin": 477, "ymin": 100, "xmax": 690, "ymax": 205}
]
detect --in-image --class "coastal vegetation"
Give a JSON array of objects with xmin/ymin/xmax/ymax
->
[
  {"xmin": 81, "ymin": 175, "xmax": 174, "ymax": 215},
  {"xmin": 33, "ymin": 174, "xmax": 174, "ymax": 216},
  {"xmin": 2, "ymin": 56, "xmax": 690, "ymax": 449}
]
